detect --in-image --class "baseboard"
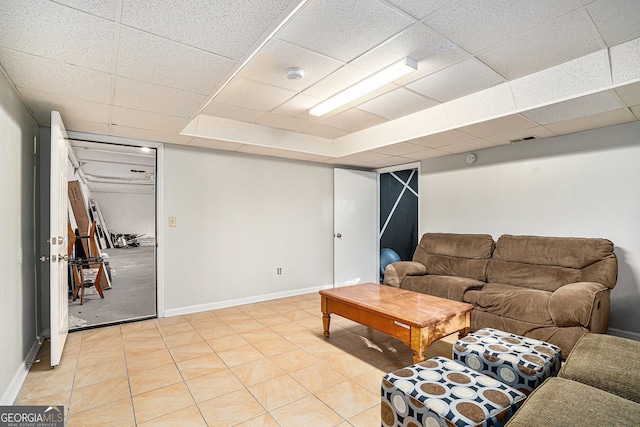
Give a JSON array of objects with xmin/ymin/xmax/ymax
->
[
  {"xmin": 1, "ymin": 339, "xmax": 42, "ymax": 405},
  {"xmin": 163, "ymin": 284, "xmax": 334, "ymax": 318},
  {"xmin": 607, "ymin": 327, "xmax": 640, "ymax": 341}
]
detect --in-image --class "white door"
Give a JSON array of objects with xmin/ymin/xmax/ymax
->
[
  {"xmin": 334, "ymin": 168, "xmax": 378, "ymax": 287},
  {"xmin": 49, "ymin": 111, "xmax": 69, "ymax": 367}
]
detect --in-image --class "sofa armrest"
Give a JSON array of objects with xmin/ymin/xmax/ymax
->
[
  {"xmin": 383, "ymin": 261, "xmax": 427, "ymax": 288},
  {"xmin": 548, "ymin": 282, "xmax": 610, "ymax": 330}
]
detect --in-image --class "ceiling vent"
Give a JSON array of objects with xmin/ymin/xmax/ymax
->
[{"xmin": 509, "ymin": 135, "xmax": 538, "ymax": 143}]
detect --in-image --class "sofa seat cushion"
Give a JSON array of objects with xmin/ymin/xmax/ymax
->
[
  {"xmin": 464, "ymin": 283, "xmax": 554, "ymax": 326},
  {"xmin": 504, "ymin": 377, "xmax": 640, "ymax": 427},
  {"xmin": 402, "ymin": 275, "xmax": 485, "ymax": 302},
  {"xmin": 558, "ymin": 333, "xmax": 640, "ymax": 404}
]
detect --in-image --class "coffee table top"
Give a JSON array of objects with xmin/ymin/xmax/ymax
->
[{"xmin": 320, "ymin": 283, "xmax": 473, "ymax": 328}]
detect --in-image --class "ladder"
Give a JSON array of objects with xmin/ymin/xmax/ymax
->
[{"xmin": 88, "ymin": 198, "xmax": 112, "ymax": 249}]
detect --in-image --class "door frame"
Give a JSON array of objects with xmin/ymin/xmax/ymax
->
[
  {"xmin": 66, "ymin": 131, "xmax": 165, "ymax": 318},
  {"xmin": 375, "ymin": 161, "xmax": 422, "ymax": 244}
]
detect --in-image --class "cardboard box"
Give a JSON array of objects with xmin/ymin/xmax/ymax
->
[{"xmin": 68, "ymin": 181, "xmax": 111, "ymax": 290}]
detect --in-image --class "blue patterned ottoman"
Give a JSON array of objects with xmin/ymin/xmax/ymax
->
[
  {"xmin": 453, "ymin": 328, "xmax": 562, "ymax": 395},
  {"xmin": 381, "ymin": 356, "xmax": 526, "ymax": 427}
]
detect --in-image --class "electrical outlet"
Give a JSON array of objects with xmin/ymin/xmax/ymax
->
[
  {"xmin": 168, "ymin": 216, "xmax": 177, "ymax": 227},
  {"xmin": 277, "ymin": 267, "xmax": 282, "ymax": 275}
]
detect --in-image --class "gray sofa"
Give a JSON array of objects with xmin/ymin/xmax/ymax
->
[{"xmin": 383, "ymin": 233, "xmax": 618, "ymax": 356}]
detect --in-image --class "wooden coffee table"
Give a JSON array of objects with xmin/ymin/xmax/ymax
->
[{"xmin": 320, "ymin": 283, "xmax": 473, "ymax": 363}]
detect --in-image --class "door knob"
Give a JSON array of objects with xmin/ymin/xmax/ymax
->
[
  {"xmin": 336, "ymin": 233, "xmax": 342, "ymax": 238},
  {"xmin": 40, "ymin": 255, "xmax": 49, "ymax": 263}
]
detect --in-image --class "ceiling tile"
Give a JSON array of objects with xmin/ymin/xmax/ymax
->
[
  {"xmin": 404, "ymin": 130, "xmax": 476, "ymax": 148},
  {"xmin": 18, "ymin": 88, "xmax": 110, "ymax": 126},
  {"xmin": 631, "ymin": 105, "xmax": 640, "ymax": 120},
  {"xmin": 399, "ymin": 147, "xmax": 446, "ymax": 160},
  {"xmin": 302, "ymin": 65, "xmax": 369, "ymax": 99},
  {"xmin": 423, "ymin": 0, "xmax": 584, "ymax": 54},
  {"xmin": 114, "ymin": 77, "xmax": 206, "ymax": 118},
  {"xmin": 0, "ymin": 48, "xmax": 111, "ymax": 104},
  {"xmin": 438, "ymin": 138, "xmax": 495, "ymax": 154},
  {"xmin": 477, "ymin": 10, "xmax": 603, "ymax": 80},
  {"xmin": 63, "ymin": 118, "xmax": 110, "ymax": 135},
  {"xmin": 610, "ymin": 37, "xmax": 640, "ymax": 85},
  {"xmin": 0, "ymin": 0, "xmax": 114, "ymax": 72},
  {"xmin": 169, "ymin": 134, "xmax": 194, "ymax": 145},
  {"xmin": 615, "ymin": 82, "xmax": 640, "ymax": 107},
  {"xmin": 236, "ymin": 145, "xmax": 287, "ymax": 157},
  {"xmin": 349, "ymin": 23, "xmax": 467, "ymax": 77},
  {"xmin": 444, "ymin": 83, "xmax": 516, "ymax": 128},
  {"xmin": 276, "ymin": 0, "xmax": 413, "ymax": 62},
  {"xmin": 372, "ymin": 142, "xmax": 426, "ymax": 155},
  {"xmin": 385, "ymin": 0, "xmax": 452, "ymax": 20},
  {"xmin": 120, "ymin": 0, "xmax": 296, "ymax": 60},
  {"xmin": 456, "ymin": 114, "xmax": 541, "ymax": 138},
  {"xmin": 406, "ymin": 58, "xmax": 504, "ymax": 102},
  {"xmin": 321, "ymin": 108, "xmax": 388, "ymax": 132},
  {"xmin": 117, "ymin": 27, "xmax": 235, "ymax": 96},
  {"xmin": 521, "ymin": 91, "xmax": 624, "ymax": 125},
  {"xmin": 544, "ymin": 108, "xmax": 636, "ymax": 134},
  {"xmin": 214, "ymin": 77, "xmax": 297, "ymax": 111},
  {"xmin": 587, "ymin": 0, "xmax": 640, "ymax": 46},
  {"xmin": 482, "ymin": 125, "xmax": 557, "ymax": 146},
  {"xmin": 111, "ymin": 107, "xmax": 187, "ymax": 133},
  {"xmin": 53, "ymin": 0, "xmax": 117, "ymax": 20},
  {"xmin": 189, "ymin": 137, "xmax": 244, "ymax": 152},
  {"xmin": 255, "ymin": 113, "xmax": 349, "ymax": 138},
  {"xmin": 109, "ymin": 125, "xmax": 173, "ymax": 142},
  {"xmin": 357, "ymin": 88, "xmax": 438, "ymax": 119},
  {"xmin": 510, "ymin": 49, "xmax": 610, "ymax": 111},
  {"xmin": 239, "ymin": 38, "xmax": 344, "ymax": 91},
  {"xmin": 334, "ymin": 150, "xmax": 391, "ymax": 163},
  {"xmin": 199, "ymin": 102, "xmax": 266, "ymax": 123},
  {"xmin": 271, "ymin": 92, "xmax": 324, "ymax": 119},
  {"xmin": 273, "ymin": 151, "xmax": 333, "ymax": 162}
]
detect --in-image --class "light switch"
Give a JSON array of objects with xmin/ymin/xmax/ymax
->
[{"xmin": 169, "ymin": 216, "xmax": 177, "ymax": 227}]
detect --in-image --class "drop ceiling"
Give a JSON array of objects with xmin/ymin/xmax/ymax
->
[{"xmin": 1, "ymin": 0, "xmax": 639, "ymax": 169}]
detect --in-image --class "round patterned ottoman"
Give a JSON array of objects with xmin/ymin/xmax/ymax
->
[
  {"xmin": 381, "ymin": 356, "xmax": 526, "ymax": 427},
  {"xmin": 453, "ymin": 328, "xmax": 562, "ymax": 395}
]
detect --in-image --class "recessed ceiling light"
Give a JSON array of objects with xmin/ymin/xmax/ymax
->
[
  {"xmin": 287, "ymin": 67, "xmax": 305, "ymax": 80},
  {"xmin": 309, "ymin": 57, "xmax": 418, "ymax": 117}
]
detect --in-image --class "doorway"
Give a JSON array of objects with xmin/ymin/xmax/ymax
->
[
  {"xmin": 379, "ymin": 167, "xmax": 419, "ymax": 281},
  {"xmin": 66, "ymin": 139, "xmax": 157, "ymax": 329}
]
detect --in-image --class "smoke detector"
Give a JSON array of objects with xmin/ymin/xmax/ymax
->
[{"xmin": 286, "ymin": 67, "xmax": 305, "ymax": 80}]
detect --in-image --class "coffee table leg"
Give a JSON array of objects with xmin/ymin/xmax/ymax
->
[
  {"xmin": 458, "ymin": 311, "xmax": 471, "ymax": 338},
  {"xmin": 322, "ymin": 314, "xmax": 331, "ymax": 338},
  {"xmin": 321, "ymin": 296, "xmax": 331, "ymax": 338},
  {"xmin": 411, "ymin": 326, "xmax": 430, "ymax": 364}
]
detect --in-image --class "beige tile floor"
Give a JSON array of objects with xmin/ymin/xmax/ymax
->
[{"xmin": 16, "ymin": 292, "xmax": 457, "ymax": 426}]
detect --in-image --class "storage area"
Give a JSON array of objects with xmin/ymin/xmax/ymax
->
[{"xmin": 66, "ymin": 140, "xmax": 157, "ymax": 329}]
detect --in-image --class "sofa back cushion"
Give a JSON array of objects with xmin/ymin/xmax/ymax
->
[
  {"xmin": 413, "ymin": 233, "xmax": 494, "ymax": 281},
  {"xmin": 488, "ymin": 235, "xmax": 617, "ymax": 291}
]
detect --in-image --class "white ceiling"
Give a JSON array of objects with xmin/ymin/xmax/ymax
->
[
  {"xmin": 1, "ymin": 0, "xmax": 639, "ymax": 168},
  {"xmin": 69, "ymin": 139, "xmax": 156, "ymax": 194}
]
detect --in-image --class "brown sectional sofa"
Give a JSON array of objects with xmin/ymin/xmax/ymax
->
[
  {"xmin": 506, "ymin": 333, "xmax": 640, "ymax": 426},
  {"xmin": 383, "ymin": 233, "xmax": 618, "ymax": 356}
]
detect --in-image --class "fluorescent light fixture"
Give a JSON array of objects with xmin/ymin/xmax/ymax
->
[{"xmin": 309, "ymin": 57, "xmax": 418, "ymax": 117}]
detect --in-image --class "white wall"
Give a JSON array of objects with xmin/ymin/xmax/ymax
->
[
  {"xmin": 0, "ymin": 71, "xmax": 39, "ymax": 403},
  {"xmin": 162, "ymin": 145, "xmax": 334, "ymax": 314},
  {"xmin": 420, "ymin": 121, "xmax": 640, "ymax": 338},
  {"xmin": 92, "ymin": 191, "xmax": 155, "ymax": 237}
]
